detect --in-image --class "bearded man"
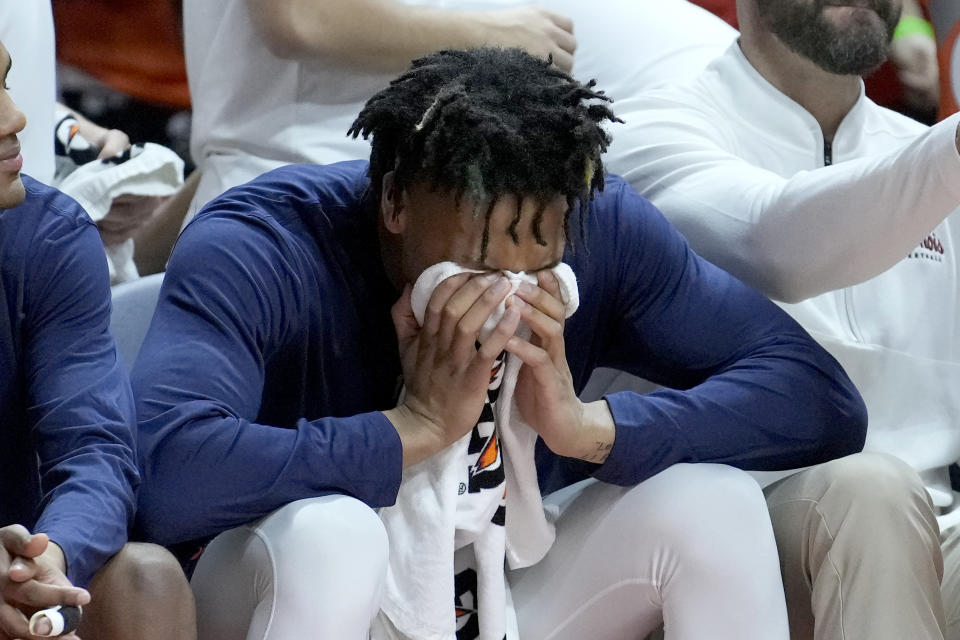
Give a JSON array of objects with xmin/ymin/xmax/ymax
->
[{"xmin": 603, "ymin": 0, "xmax": 960, "ymax": 638}]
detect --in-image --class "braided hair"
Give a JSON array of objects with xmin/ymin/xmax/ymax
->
[{"xmin": 348, "ymin": 47, "xmax": 621, "ymax": 258}]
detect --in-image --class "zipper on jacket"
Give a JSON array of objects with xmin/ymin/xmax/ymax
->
[
  {"xmin": 842, "ymin": 287, "xmax": 866, "ymax": 343},
  {"xmin": 823, "ymin": 137, "xmax": 862, "ymax": 342}
]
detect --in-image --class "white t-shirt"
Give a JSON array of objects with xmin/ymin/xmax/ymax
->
[
  {"xmin": 183, "ymin": 0, "xmax": 736, "ymax": 217},
  {"xmin": 0, "ymin": 2, "xmax": 56, "ymax": 184},
  {"xmin": 607, "ymin": 43, "xmax": 960, "ymax": 503}
]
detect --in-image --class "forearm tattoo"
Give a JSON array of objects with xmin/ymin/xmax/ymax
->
[{"xmin": 582, "ymin": 440, "xmax": 613, "ymax": 463}]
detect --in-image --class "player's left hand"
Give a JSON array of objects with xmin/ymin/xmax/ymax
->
[{"xmin": 506, "ymin": 270, "xmax": 585, "ymax": 457}]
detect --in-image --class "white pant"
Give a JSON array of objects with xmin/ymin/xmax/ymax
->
[
  {"xmin": 190, "ymin": 464, "xmax": 790, "ymax": 640},
  {"xmin": 190, "ymin": 495, "xmax": 388, "ymax": 639}
]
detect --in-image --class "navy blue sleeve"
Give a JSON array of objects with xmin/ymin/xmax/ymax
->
[
  {"xmin": 24, "ymin": 210, "xmax": 139, "ymax": 587},
  {"xmin": 589, "ymin": 179, "xmax": 867, "ymax": 485},
  {"xmin": 131, "ymin": 211, "xmax": 402, "ymax": 546}
]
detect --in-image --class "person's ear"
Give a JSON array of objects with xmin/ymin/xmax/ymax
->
[{"xmin": 380, "ymin": 171, "xmax": 407, "ymax": 234}]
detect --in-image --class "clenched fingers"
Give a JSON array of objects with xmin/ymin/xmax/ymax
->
[
  {"xmin": 515, "ymin": 273, "xmax": 566, "ymax": 325},
  {"xmin": 515, "ymin": 298, "xmax": 567, "ymax": 364},
  {"xmin": 549, "ymin": 49, "xmax": 574, "ymax": 73},
  {"xmin": 504, "ymin": 332, "xmax": 558, "ymax": 385},
  {"xmin": 421, "ymin": 272, "xmax": 473, "ymax": 337},
  {"xmin": 547, "ymin": 20, "xmax": 576, "ymax": 55},
  {"xmin": 0, "ymin": 602, "xmax": 30, "ymax": 640},
  {"xmin": 449, "ymin": 276, "xmax": 513, "ymax": 363},
  {"xmin": 544, "ymin": 9, "xmax": 574, "ymax": 36},
  {"xmin": 391, "ymin": 284, "xmax": 417, "ymax": 354},
  {"xmin": 4, "ymin": 578, "xmax": 89, "ymax": 610},
  {"xmin": 0, "ymin": 529, "xmax": 47, "ymax": 569},
  {"xmin": 434, "ymin": 274, "xmax": 502, "ymax": 351},
  {"xmin": 469, "ymin": 303, "xmax": 522, "ymax": 378}
]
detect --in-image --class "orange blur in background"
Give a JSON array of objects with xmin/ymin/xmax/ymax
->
[{"xmin": 53, "ymin": 0, "xmax": 190, "ymax": 110}]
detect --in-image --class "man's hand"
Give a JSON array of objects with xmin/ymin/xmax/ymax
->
[
  {"xmin": 0, "ymin": 525, "xmax": 89, "ymax": 640},
  {"xmin": 92, "ymin": 129, "xmax": 132, "ymax": 160},
  {"xmin": 509, "ymin": 270, "xmax": 615, "ymax": 463},
  {"xmin": 58, "ymin": 103, "xmax": 131, "ymax": 160},
  {"xmin": 890, "ymin": 0, "xmax": 939, "ymax": 113},
  {"xmin": 97, "ymin": 194, "xmax": 169, "ymax": 246},
  {"xmin": 890, "ymin": 30, "xmax": 939, "ymax": 112},
  {"xmin": 384, "ymin": 273, "xmax": 522, "ymax": 467},
  {"xmin": 479, "ymin": 7, "xmax": 577, "ymax": 73},
  {"xmin": 72, "ymin": 116, "xmax": 130, "ymax": 160}
]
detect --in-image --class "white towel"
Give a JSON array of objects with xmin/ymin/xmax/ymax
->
[
  {"xmin": 52, "ymin": 110, "xmax": 184, "ymax": 284},
  {"xmin": 373, "ymin": 261, "xmax": 579, "ymax": 640}
]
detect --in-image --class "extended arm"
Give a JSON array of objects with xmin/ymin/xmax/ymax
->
[
  {"xmin": 588, "ymin": 182, "xmax": 868, "ymax": 485},
  {"xmin": 249, "ymin": 0, "xmax": 576, "ymax": 71},
  {"xmin": 24, "ymin": 211, "xmax": 139, "ymax": 587},
  {"xmin": 614, "ymin": 96, "xmax": 960, "ymax": 302}
]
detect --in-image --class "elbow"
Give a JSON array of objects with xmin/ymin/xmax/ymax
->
[
  {"xmin": 829, "ymin": 340, "xmax": 870, "ymax": 457},
  {"xmin": 134, "ymin": 441, "xmax": 194, "ymax": 546},
  {"xmin": 850, "ymin": 389, "xmax": 869, "ymax": 448},
  {"xmin": 256, "ymin": 24, "xmax": 305, "ymax": 61},
  {"xmin": 741, "ymin": 232, "xmax": 822, "ymax": 304},
  {"xmin": 134, "ymin": 510, "xmax": 169, "ymax": 548},
  {"xmin": 764, "ymin": 270, "xmax": 832, "ymax": 304},
  {"xmin": 765, "ymin": 278, "xmax": 812, "ymax": 305},
  {"xmin": 134, "ymin": 481, "xmax": 180, "ymax": 547},
  {"xmin": 250, "ymin": 0, "xmax": 316, "ymax": 60},
  {"xmin": 836, "ymin": 391, "xmax": 868, "ymax": 457},
  {"xmin": 814, "ymin": 382, "xmax": 869, "ymax": 464}
]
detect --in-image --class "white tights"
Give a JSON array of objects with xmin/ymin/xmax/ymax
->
[
  {"xmin": 190, "ymin": 464, "xmax": 789, "ymax": 640},
  {"xmin": 190, "ymin": 495, "xmax": 388, "ymax": 639},
  {"xmin": 511, "ymin": 464, "xmax": 789, "ymax": 639}
]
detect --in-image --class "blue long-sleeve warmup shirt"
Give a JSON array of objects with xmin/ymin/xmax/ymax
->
[
  {"xmin": 132, "ymin": 161, "xmax": 867, "ymax": 546},
  {"xmin": 0, "ymin": 176, "xmax": 139, "ymax": 587}
]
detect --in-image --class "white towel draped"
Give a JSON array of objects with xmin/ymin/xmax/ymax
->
[{"xmin": 373, "ymin": 261, "xmax": 579, "ymax": 640}]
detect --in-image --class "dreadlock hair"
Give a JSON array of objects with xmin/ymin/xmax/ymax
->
[{"xmin": 347, "ymin": 47, "xmax": 621, "ymax": 259}]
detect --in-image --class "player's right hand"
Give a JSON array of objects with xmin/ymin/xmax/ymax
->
[{"xmin": 387, "ymin": 272, "xmax": 520, "ymax": 467}]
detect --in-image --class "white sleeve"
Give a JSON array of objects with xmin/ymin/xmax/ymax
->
[{"xmin": 610, "ymin": 97, "xmax": 960, "ymax": 303}]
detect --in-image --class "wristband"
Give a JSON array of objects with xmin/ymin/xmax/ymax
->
[
  {"xmin": 893, "ymin": 15, "xmax": 935, "ymax": 41},
  {"xmin": 28, "ymin": 605, "xmax": 82, "ymax": 637}
]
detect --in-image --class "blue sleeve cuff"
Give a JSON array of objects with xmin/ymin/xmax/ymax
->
[
  {"xmin": 591, "ymin": 391, "xmax": 697, "ymax": 486},
  {"xmin": 39, "ymin": 526, "xmax": 100, "ymax": 588},
  {"xmin": 364, "ymin": 412, "xmax": 404, "ymax": 505},
  {"xmin": 304, "ymin": 411, "xmax": 403, "ymax": 508}
]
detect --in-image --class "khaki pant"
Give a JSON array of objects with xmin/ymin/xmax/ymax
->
[
  {"xmin": 765, "ymin": 453, "xmax": 946, "ymax": 640},
  {"xmin": 941, "ymin": 522, "xmax": 960, "ymax": 640}
]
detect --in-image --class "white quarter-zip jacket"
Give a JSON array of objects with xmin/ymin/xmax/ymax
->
[{"xmin": 606, "ymin": 43, "xmax": 960, "ymax": 513}]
